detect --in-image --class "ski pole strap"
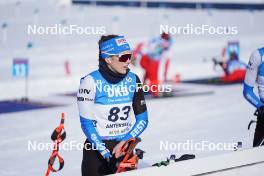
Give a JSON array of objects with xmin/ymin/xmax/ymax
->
[
  {"xmin": 120, "ymin": 138, "xmax": 141, "ymax": 155},
  {"xmin": 116, "ymin": 138, "xmax": 141, "ymax": 173},
  {"xmin": 118, "ymin": 155, "xmax": 138, "ymax": 169},
  {"xmin": 119, "ymin": 138, "xmax": 141, "ymax": 163},
  {"xmin": 48, "ymin": 150, "xmax": 65, "ymax": 172}
]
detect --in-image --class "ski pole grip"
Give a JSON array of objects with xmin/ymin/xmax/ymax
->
[{"xmin": 51, "ymin": 113, "xmax": 66, "ymax": 142}]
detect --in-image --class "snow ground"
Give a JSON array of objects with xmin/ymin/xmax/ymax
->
[{"xmin": 0, "ymin": 1, "xmax": 264, "ymax": 175}]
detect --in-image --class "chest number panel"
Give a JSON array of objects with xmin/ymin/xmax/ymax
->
[{"xmin": 108, "ymin": 106, "xmax": 131, "ymax": 122}]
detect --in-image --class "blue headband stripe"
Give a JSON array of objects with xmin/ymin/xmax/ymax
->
[{"xmin": 100, "ymin": 36, "xmax": 131, "ymax": 59}]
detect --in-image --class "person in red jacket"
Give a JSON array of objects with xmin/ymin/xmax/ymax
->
[
  {"xmin": 133, "ymin": 32, "xmax": 173, "ymax": 96},
  {"xmin": 214, "ymin": 52, "xmax": 246, "ymax": 82}
]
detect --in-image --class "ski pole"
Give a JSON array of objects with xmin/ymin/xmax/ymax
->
[{"xmin": 45, "ymin": 113, "xmax": 66, "ymax": 176}]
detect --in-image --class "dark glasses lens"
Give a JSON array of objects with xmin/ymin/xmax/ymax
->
[{"xmin": 118, "ymin": 54, "xmax": 132, "ymax": 62}]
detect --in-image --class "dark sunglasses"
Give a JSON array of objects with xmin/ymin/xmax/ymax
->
[{"xmin": 118, "ymin": 54, "xmax": 132, "ymax": 62}]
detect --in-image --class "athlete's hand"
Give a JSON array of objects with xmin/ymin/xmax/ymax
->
[{"xmin": 112, "ymin": 140, "xmax": 127, "ymax": 158}]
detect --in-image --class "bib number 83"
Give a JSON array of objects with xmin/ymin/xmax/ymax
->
[{"xmin": 108, "ymin": 106, "xmax": 131, "ymax": 122}]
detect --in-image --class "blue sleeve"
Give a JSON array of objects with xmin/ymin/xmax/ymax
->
[
  {"xmin": 122, "ymin": 111, "xmax": 148, "ymax": 141},
  {"xmin": 243, "ymin": 83, "xmax": 263, "ymax": 108},
  {"xmin": 80, "ymin": 116, "xmax": 106, "ymax": 152}
]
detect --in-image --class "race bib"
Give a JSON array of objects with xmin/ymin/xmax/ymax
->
[{"xmin": 94, "ymin": 103, "xmax": 135, "ymax": 137}]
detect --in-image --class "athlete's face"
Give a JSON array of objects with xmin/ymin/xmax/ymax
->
[{"xmin": 106, "ymin": 51, "xmax": 131, "ymax": 74}]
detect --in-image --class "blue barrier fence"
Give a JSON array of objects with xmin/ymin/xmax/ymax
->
[{"xmin": 72, "ymin": 0, "xmax": 264, "ymax": 10}]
